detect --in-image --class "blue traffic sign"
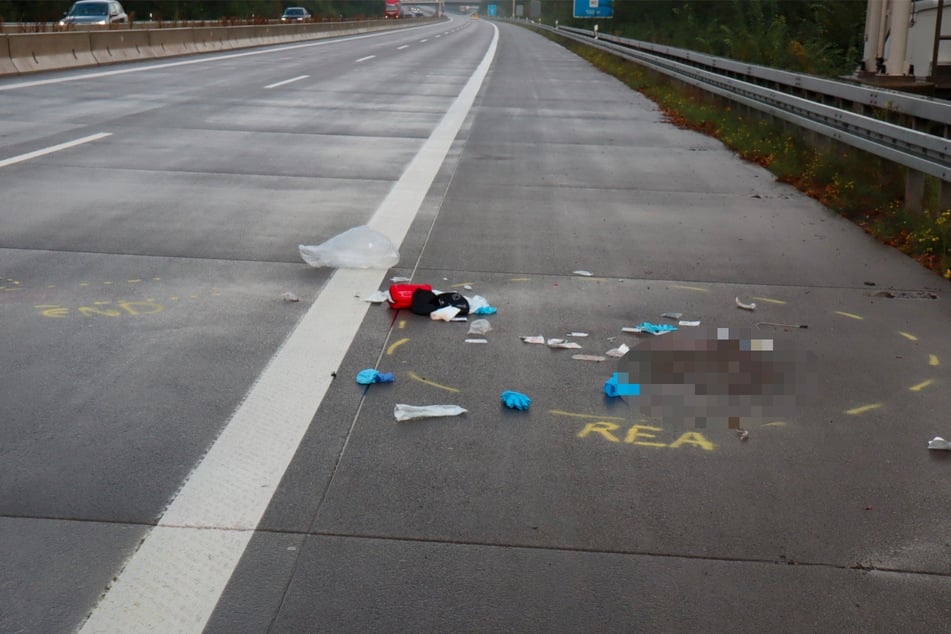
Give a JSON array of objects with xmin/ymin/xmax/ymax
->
[
  {"xmin": 487, "ymin": 4, "xmax": 497, "ymax": 16},
  {"xmin": 573, "ymin": 0, "xmax": 613, "ymax": 18}
]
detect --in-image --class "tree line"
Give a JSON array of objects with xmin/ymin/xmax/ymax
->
[{"xmin": 539, "ymin": 0, "xmax": 868, "ymax": 77}]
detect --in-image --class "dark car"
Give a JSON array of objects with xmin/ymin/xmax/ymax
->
[
  {"xmin": 281, "ymin": 7, "xmax": 311, "ymax": 22},
  {"xmin": 60, "ymin": 0, "xmax": 128, "ymax": 25}
]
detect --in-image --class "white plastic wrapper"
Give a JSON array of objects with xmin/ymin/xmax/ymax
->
[
  {"xmin": 431, "ymin": 306, "xmax": 460, "ymax": 321},
  {"xmin": 299, "ymin": 226, "xmax": 399, "ymax": 269},
  {"xmin": 605, "ymin": 343, "xmax": 630, "ymax": 358},
  {"xmin": 394, "ymin": 404, "xmax": 467, "ymax": 422},
  {"xmin": 521, "ymin": 335, "xmax": 545, "ymax": 344},
  {"xmin": 467, "ymin": 319, "xmax": 493, "ymax": 335},
  {"xmin": 928, "ymin": 436, "xmax": 951, "ymax": 450}
]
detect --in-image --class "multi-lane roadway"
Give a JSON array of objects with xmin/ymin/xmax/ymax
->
[{"xmin": 2, "ymin": 14, "xmax": 950, "ymax": 632}]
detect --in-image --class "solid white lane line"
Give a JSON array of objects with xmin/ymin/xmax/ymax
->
[
  {"xmin": 77, "ymin": 23, "xmax": 499, "ymax": 634},
  {"xmin": 397, "ymin": 44, "xmax": 409, "ymax": 50},
  {"xmin": 356, "ymin": 55, "xmax": 376, "ymax": 62},
  {"xmin": 264, "ymin": 74, "xmax": 309, "ymax": 89},
  {"xmin": 0, "ymin": 132, "xmax": 111, "ymax": 169}
]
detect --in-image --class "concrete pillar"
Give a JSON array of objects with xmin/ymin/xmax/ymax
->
[
  {"xmin": 887, "ymin": 0, "xmax": 912, "ymax": 76},
  {"xmin": 864, "ymin": 0, "xmax": 885, "ymax": 72}
]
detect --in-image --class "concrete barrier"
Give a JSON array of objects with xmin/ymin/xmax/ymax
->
[
  {"xmin": 89, "ymin": 30, "xmax": 153, "ymax": 64},
  {"xmin": 147, "ymin": 27, "xmax": 197, "ymax": 57},
  {"xmin": 191, "ymin": 27, "xmax": 233, "ymax": 53},
  {"xmin": 8, "ymin": 31, "xmax": 98, "ymax": 74},
  {"xmin": 0, "ymin": 18, "xmax": 442, "ymax": 76},
  {"xmin": 0, "ymin": 35, "xmax": 18, "ymax": 76}
]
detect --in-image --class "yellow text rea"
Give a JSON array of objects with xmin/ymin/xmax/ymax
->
[{"xmin": 577, "ymin": 422, "xmax": 716, "ymax": 451}]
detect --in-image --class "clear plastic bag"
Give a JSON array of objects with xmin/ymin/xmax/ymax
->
[
  {"xmin": 299, "ymin": 226, "xmax": 399, "ymax": 269},
  {"xmin": 394, "ymin": 404, "xmax": 467, "ymax": 422},
  {"xmin": 467, "ymin": 319, "xmax": 492, "ymax": 335}
]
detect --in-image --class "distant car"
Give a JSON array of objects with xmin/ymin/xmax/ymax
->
[
  {"xmin": 59, "ymin": 0, "xmax": 128, "ymax": 25},
  {"xmin": 281, "ymin": 7, "xmax": 311, "ymax": 22},
  {"xmin": 411, "ymin": 6, "xmax": 423, "ymax": 15}
]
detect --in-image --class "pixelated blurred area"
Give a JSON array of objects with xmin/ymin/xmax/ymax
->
[{"xmin": 616, "ymin": 326, "xmax": 817, "ymax": 428}]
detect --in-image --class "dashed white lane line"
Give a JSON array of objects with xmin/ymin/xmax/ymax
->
[
  {"xmin": 264, "ymin": 74, "xmax": 309, "ymax": 89},
  {"xmin": 356, "ymin": 54, "xmax": 376, "ymax": 62},
  {"xmin": 397, "ymin": 44, "xmax": 410, "ymax": 50},
  {"xmin": 77, "ymin": 22, "xmax": 499, "ymax": 634},
  {"xmin": 0, "ymin": 132, "xmax": 111, "ymax": 168}
]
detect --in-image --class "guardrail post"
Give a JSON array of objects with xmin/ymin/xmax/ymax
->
[
  {"xmin": 905, "ymin": 168, "xmax": 925, "ymax": 213},
  {"xmin": 940, "ymin": 181, "xmax": 951, "ymax": 211}
]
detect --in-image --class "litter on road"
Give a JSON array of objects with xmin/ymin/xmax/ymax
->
[
  {"xmin": 679, "ymin": 320, "xmax": 701, "ymax": 327},
  {"xmin": 547, "ymin": 338, "xmax": 583, "ymax": 349},
  {"xmin": 281, "ymin": 292, "xmax": 300, "ymax": 302},
  {"xmin": 364, "ymin": 290, "xmax": 389, "ymax": 303},
  {"xmin": 624, "ymin": 322, "xmax": 678, "ymax": 335},
  {"xmin": 465, "ymin": 338, "xmax": 488, "ymax": 344},
  {"xmin": 520, "ymin": 335, "xmax": 546, "ymax": 344},
  {"xmin": 573, "ymin": 270, "xmax": 593, "ymax": 276},
  {"xmin": 501, "ymin": 390, "xmax": 531, "ymax": 410},
  {"xmin": 605, "ymin": 343, "xmax": 630, "ymax": 358},
  {"xmin": 661, "ymin": 312, "xmax": 683, "ymax": 320},
  {"xmin": 567, "ymin": 332, "xmax": 589, "ymax": 337},
  {"xmin": 467, "ymin": 319, "xmax": 492, "ymax": 335},
  {"xmin": 356, "ymin": 369, "xmax": 395, "ymax": 385},
  {"xmin": 572, "ymin": 354, "xmax": 607, "ymax": 362},
  {"xmin": 394, "ymin": 404, "xmax": 467, "ymax": 421},
  {"xmin": 299, "ymin": 225, "xmax": 399, "ymax": 269},
  {"xmin": 927, "ymin": 436, "xmax": 951, "ymax": 450},
  {"xmin": 431, "ymin": 306, "xmax": 461, "ymax": 321},
  {"xmin": 736, "ymin": 297, "xmax": 757, "ymax": 311}
]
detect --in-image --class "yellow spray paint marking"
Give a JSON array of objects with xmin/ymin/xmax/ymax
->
[
  {"xmin": 753, "ymin": 297, "xmax": 787, "ymax": 305},
  {"xmin": 398, "ymin": 320, "xmax": 406, "ymax": 330},
  {"xmin": 909, "ymin": 379, "xmax": 934, "ymax": 392},
  {"xmin": 128, "ymin": 279, "xmax": 142, "ymax": 284},
  {"xmin": 35, "ymin": 300, "xmax": 164, "ymax": 319},
  {"xmin": 763, "ymin": 421, "xmax": 787, "ymax": 427},
  {"xmin": 834, "ymin": 311, "xmax": 864, "ymax": 320},
  {"xmin": 35, "ymin": 305, "xmax": 69, "ymax": 318},
  {"xmin": 386, "ymin": 338, "xmax": 410, "ymax": 356},
  {"xmin": 509, "ymin": 277, "xmax": 531, "ymax": 282},
  {"xmin": 549, "ymin": 409, "xmax": 627, "ymax": 422},
  {"xmin": 845, "ymin": 403, "xmax": 882, "ymax": 415},
  {"xmin": 152, "ymin": 277, "xmax": 161, "ymax": 281},
  {"xmin": 929, "ymin": 354, "xmax": 940, "ymax": 367},
  {"xmin": 79, "ymin": 282, "xmax": 90, "ymax": 287},
  {"xmin": 576, "ymin": 422, "xmax": 716, "ymax": 451},
  {"xmin": 669, "ymin": 285, "xmax": 709, "ymax": 292},
  {"xmin": 898, "ymin": 331, "xmax": 918, "ymax": 342},
  {"xmin": 407, "ymin": 371, "xmax": 460, "ymax": 393},
  {"xmin": 104, "ymin": 281, "xmax": 113, "ymax": 285}
]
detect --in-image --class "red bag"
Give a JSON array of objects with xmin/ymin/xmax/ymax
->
[{"xmin": 388, "ymin": 284, "xmax": 431, "ymax": 309}]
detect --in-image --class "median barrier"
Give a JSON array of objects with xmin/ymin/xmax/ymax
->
[
  {"xmin": 147, "ymin": 27, "xmax": 197, "ymax": 57},
  {"xmin": 191, "ymin": 27, "xmax": 233, "ymax": 52},
  {"xmin": 89, "ymin": 30, "xmax": 153, "ymax": 64},
  {"xmin": 0, "ymin": 35, "xmax": 17, "ymax": 76},
  {"xmin": 8, "ymin": 31, "xmax": 97, "ymax": 74}
]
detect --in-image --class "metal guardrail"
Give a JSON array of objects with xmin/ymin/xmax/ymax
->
[{"xmin": 547, "ymin": 24, "xmax": 951, "ymax": 184}]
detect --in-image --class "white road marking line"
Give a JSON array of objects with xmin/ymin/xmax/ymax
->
[
  {"xmin": 420, "ymin": 38, "xmax": 428, "ymax": 42},
  {"xmin": 77, "ymin": 22, "xmax": 499, "ymax": 634},
  {"xmin": 0, "ymin": 132, "xmax": 111, "ymax": 168},
  {"xmin": 0, "ymin": 25, "xmax": 431, "ymax": 92},
  {"xmin": 356, "ymin": 55, "xmax": 376, "ymax": 62},
  {"xmin": 397, "ymin": 44, "xmax": 409, "ymax": 50},
  {"xmin": 264, "ymin": 74, "xmax": 309, "ymax": 89}
]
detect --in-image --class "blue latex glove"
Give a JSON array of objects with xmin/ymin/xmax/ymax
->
[
  {"xmin": 604, "ymin": 373, "xmax": 640, "ymax": 397},
  {"xmin": 356, "ymin": 369, "xmax": 395, "ymax": 385},
  {"xmin": 473, "ymin": 305, "xmax": 497, "ymax": 315},
  {"xmin": 501, "ymin": 390, "xmax": 531, "ymax": 410},
  {"xmin": 636, "ymin": 322, "xmax": 678, "ymax": 334}
]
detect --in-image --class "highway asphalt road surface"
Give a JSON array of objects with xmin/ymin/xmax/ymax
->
[{"xmin": 2, "ymin": 14, "xmax": 950, "ymax": 633}]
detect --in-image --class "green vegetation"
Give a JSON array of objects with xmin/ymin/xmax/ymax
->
[{"xmin": 540, "ymin": 30, "xmax": 951, "ymax": 281}]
